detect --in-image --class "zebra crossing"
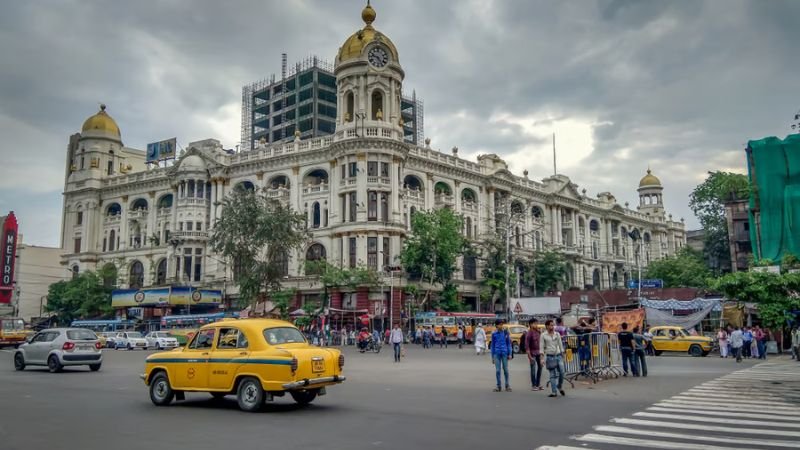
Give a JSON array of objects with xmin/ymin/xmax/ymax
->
[{"xmin": 538, "ymin": 361, "xmax": 800, "ymax": 450}]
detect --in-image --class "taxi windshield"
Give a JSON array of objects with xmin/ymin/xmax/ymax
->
[
  {"xmin": 2, "ymin": 319, "xmax": 24, "ymax": 331},
  {"xmin": 263, "ymin": 327, "xmax": 306, "ymax": 345},
  {"xmin": 127, "ymin": 332, "xmax": 144, "ymax": 338}
]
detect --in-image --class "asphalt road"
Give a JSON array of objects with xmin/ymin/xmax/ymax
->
[{"xmin": 0, "ymin": 345, "xmax": 770, "ymax": 450}]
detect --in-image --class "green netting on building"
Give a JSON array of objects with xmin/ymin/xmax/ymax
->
[{"xmin": 747, "ymin": 134, "xmax": 800, "ymax": 262}]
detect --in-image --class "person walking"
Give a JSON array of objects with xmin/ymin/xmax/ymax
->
[
  {"xmin": 555, "ymin": 317, "xmax": 567, "ymax": 337},
  {"xmin": 526, "ymin": 318, "xmax": 543, "ymax": 390},
  {"xmin": 792, "ymin": 327, "xmax": 800, "ymax": 360},
  {"xmin": 457, "ymin": 326, "xmax": 465, "ymax": 349},
  {"xmin": 717, "ymin": 327, "xmax": 729, "ymax": 358},
  {"xmin": 474, "ymin": 324, "xmax": 487, "ymax": 355},
  {"xmin": 618, "ymin": 322, "xmax": 639, "ymax": 377},
  {"xmin": 742, "ymin": 327, "xmax": 753, "ymax": 359},
  {"xmin": 632, "ymin": 326, "xmax": 648, "ymax": 377},
  {"xmin": 730, "ymin": 326, "xmax": 744, "ymax": 363},
  {"xmin": 755, "ymin": 325, "xmax": 767, "ymax": 360},
  {"xmin": 390, "ymin": 323, "xmax": 404, "ymax": 363},
  {"xmin": 541, "ymin": 319, "xmax": 566, "ymax": 398},
  {"xmin": 490, "ymin": 320, "xmax": 512, "ymax": 392}
]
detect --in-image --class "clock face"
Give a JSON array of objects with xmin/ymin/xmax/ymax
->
[{"xmin": 368, "ymin": 47, "xmax": 389, "ymax": 68}]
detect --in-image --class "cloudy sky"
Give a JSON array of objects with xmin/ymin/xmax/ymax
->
[{"xmin": 1, "ymin": 0, "xmax": 798, "ymax": 246}]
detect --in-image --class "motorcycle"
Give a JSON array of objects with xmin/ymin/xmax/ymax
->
[{"xmin": 359, "ymin": 337, "xmax": 382, "ymax": 354}]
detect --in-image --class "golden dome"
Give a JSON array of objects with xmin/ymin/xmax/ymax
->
[
  {"xmin": 337, "ymin": 1, "xmax": 399, "ymax": 64},
  {"xmin": 639, "ymin": 168, "xmax": 662, "ymax": 187},
  {"xmin": 81, "ymin": 104, "xmax": 121, "ymax": 137}
]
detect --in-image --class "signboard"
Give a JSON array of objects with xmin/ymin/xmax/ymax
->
[
  {"xmin": 627, "ymin": 279, "xmax": 663, "ymax": 289},
  {"xmin": 112, "ymin": 286, "xmax": 221, "ymax": 307},
  {"xmin": 0, "ymin": 213, "xmax": 19, "ymax": 304},
  {"xmin": 146, "ymin": 138, "xmax": 177, "ymax": 162},
  {"xmin": 509, "ymin": 297, "xmax": 561, "ymax": 320}
]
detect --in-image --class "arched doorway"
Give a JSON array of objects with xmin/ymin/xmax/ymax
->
[{"xmin": 129, "ymin": 260, "xmax": 144, "ymax": 289}]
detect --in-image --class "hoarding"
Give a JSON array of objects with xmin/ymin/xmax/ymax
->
[
  {"xmin": 146, "ymin": 138, "xmax": 177, "ymax": 162},
  {"xmin": 112, "ymin": 286, "xmax": 221, "ymax": 307},
  {"xmin": 0, "ymin": 212, "xmax": 19, "ymax": 304}
]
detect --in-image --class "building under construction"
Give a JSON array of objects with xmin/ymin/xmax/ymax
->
[{"xmin": 240, "ymin": 54, "xmax": 423, "ymax": 151}]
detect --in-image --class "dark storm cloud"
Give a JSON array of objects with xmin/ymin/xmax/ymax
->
[{"xmin": 1, "ymin": 0, "xmax": 798, "ymax": 245}]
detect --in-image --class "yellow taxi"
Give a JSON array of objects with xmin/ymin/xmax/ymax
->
[
  {"xmin": 141, "ymin": 319, "xmax": 345, "ymax": 412},
  {"xmin": 485, "ymin": 324, "xmax": 533, "ymax": 354},
  {"xmin": 649, "ymin": 325, "xmax": 713, "ymax": 357}
]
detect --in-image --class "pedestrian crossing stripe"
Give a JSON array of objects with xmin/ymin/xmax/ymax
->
[{"xmin": 536, "ymin": 361, "xmax": 800, "ymax": 450}]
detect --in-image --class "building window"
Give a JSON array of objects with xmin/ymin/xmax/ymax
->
[
  {"xmin": 371, "ymin": 90, "xmax": 384, "ymax": 120},
  {"xmin": 76, "ymin": 211, "xmax": 83, "ymax": 225},
  {"xmin": 349, "ymin": 237, "xmax": 357, "ymax": 268},
  {"xmin": 186, "ymin": 222, "xmax": 193, "ymax": 231},
  {"xmin": 155, "ymin": 258, "xmax": 167, "ymax": 285},
  {"xmin": 382, "ymin": 237, "xmax": 390, "ymax": 268},
  {"xmin": 183, "ymin": 248, "xmax": 192, "ymax": 280},
  {"xmin": 368, "ymin": 161, "xmax": 378, "ymax": 177},
  {"xmin": 71, "ymin": 265, "xmax": 79, "ymax": 280},
  {"xmin": 346, "ymin": 92, "xmax": 354, "ymax": 122},
  {"xmin": 108, "ymin": 230, "xmax": 116, "ymax": 251},
  {"xmin": 368, "ymin": 191, "xmax": 378, "ymax": 221},
  {"xmin": 107, "ymin": 160, "xmax": 114, "ymax": 175},
  {"xmin": 348, "ymin": 162, "xmax": 358, "ymax": 177},
  {"xmin": 73, "ymin": 238, "xmax": 81, "ymax": 254},
  {"xmin": 305, "ymin": 243, "xmax": 327, "ymax": 275},
  {"xmin": 463, "ymin": 256, "xmax": 477, "ymax": 280},
  {"xmin": 103, "ymin": 238, "xmax": 107, "ymax": 252},
  {"xmin": 341, "ymin": 195, "xmax": 347, "ymax": 223},
  {"xmin": 367, "ymin": 237, "xmax": 378, "ymax": 270},
  {"xmin": 466, "ymin": 217, "xmax": 473, "ymax": 239},
  {"xmin": 381, "ymin": 162, "xmax": 389, "ymax": 177},
  {"xmin": 129, "ymin": 260, "xmax": 144, "ymax": 289},
  {"xmin": 341, "ymin": 164, "xmax": 346, "ymax": 179},
  {"xmin": 196, "ymin": 222, "xmax": 202, "ymax": 231},
  {"xmin": 80, "ymin": 156, "xmax": 85, "ymax": 170},
  {"xmin": 312, "ymin": 202, "xmax": 321, "ymax": 228},
  {"xmin": 349, "ymin": 192, "xmax": 357, "ymax": 222},
  {"xmin": 381, "ymin": 193, "xmax": 389, "ymax": 222},
  {"xmin": 194, "ymin": 248, "xmax": 203, "ymax": 282}
]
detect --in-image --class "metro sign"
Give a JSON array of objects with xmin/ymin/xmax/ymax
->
[{"xmin": 0, "ymin": 212, "xmax": 19, "ymax": 304}]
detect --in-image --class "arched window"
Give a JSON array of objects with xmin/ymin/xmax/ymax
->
[
  {"xmin": 108, "ymin": 230, "xmax": 116, "ymax": 252},
  {"xmin": 101, "ymin": 263, "xmax": 117, "ymax": 288},
  {"xmin": 463, "ymin": 255, "xmax": 477, "ymax": 280},
  {"xmin": 158, "ymin": 194, "xmax": 173, "ymax": 209},
  {"xmin": 303, "ymin": 169, "xmax": 329, "ymax": 186},
  {"xmin": 155, "ymin": 259, "xmax": 167, "ymax": 285},
  {"xmin": 106, "ymin": 203, "xmax": 121, "ymax": 216},
  {"xmin": 345, "ymin": 92, "xmax": 355, "ymax": 122},
  {"xmin": 403, "ymin": 175, "xmax": 423, "ymax": 191},
  {"xmin": 131, "ymin": 198, "xmax": 148, "ymax": 211},
  {"xmin": 273, "ymin": 252, "xmax": 289, "ymax": 277},
  {"xmin": 592, "ymin": 269, "xmax": 601, "ymax": 288},
  {"xmin": 305, "ymin": 243, "xmax": 327, "ymax": 275},
  {"xmin": 531, "ymin": 206, "xmax": 543, "ymax": 219},
  {"xmin": 312, "ymin": 202, "xmax": 321, "ymax": 228},
  {"xmin": 434, "ymin": 182, "xmax": 452, "ymax": 196},
  {"xmin": 371, "ymin": 90, "xmax": 384, "ymax": 120},
  {"xmin": 589, "ymin": 219, "xmax": 599, "ymax": 231},
  {"xmin": 235, "ymin": 181, "xmax": 255, "ymax": 192},
  {"xmin": 129, "ymin": 260, "xmax": 144, "ymax": 289},
  {"xmin": 268, "ymin": 175, "xmax": 289, "ymax": 189},
  {"xmin": 511, "ymin": 200, "xmax": 524, "ymax": 215},
  {"xmin": 71, "ymin": 265, "xmax": 79, "ymax": 280},
  {"xmin": 461, "ymin": 188, "xmax": 477, "ymax": 203}
]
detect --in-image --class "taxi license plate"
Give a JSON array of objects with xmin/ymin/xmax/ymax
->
[{"xmin": 312, "ymin": 359, "xmax": 325, "ymax": 373}]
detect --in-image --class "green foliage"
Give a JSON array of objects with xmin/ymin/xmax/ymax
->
[
  {"xmin": 270, "ymin": 288, "xmax": 295, "ymax": 320},
  {"xmin": 46, "ymin": 267, "xmax": 116, "ymax": 324},
  {"xmin": 400, "ymin": 208, "xmax": 467, "ymax": 306},
  {"xmin": 524, "ymin": 249, "xmax": 567, "ymax": 295},
  {"xmin": 209, "ymin": 187, "xmax": 309, "ymax": 309},
  {"xmin": 689, "ymin": 171, "xmax": 749, "ymax": 274},
  {"xmin": 475, "ymin": 234, "xmax": 507, "ymax": 308},
  {"xmin": 711, "ymin": 271, "xmax": 800, "ymax": 328},
  {"xmin": 304, "ymin": 260, "xmax": 380, "ymax": 312},
  {"xmin": 781, "ymin": 253, "xmax": 800, "ymax": 270},
  {"xmin": 434, "ymin": 283, "xmax": 464, "ymax": 312},
  {"xmin": 644, "ymin": 247, "xmax": 713, "ymax": 288}
]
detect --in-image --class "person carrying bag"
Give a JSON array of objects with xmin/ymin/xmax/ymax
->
[{"xmin": 540, "ymin": 319, "xmax": 566, "ymax": 398}]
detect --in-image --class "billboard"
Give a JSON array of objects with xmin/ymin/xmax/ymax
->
[
  {"xmin": 509, "ymin": 297, "xmax": 562, "ymax": 320},
  {"xmin": 0, "ymin": 212, "xmax": 19, "ymax": 304},
  {"xmin": 112, "ymin": 286, "xmax": 221, "ymax": 307},
  {"xmin": 146, "ymin": 138, "xmax": 177, "ymax": 162}
]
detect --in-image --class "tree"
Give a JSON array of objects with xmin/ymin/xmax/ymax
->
[
  {"xmin": 524, "ymin": 249, "xmax": 567, "ymax": 295},
  {"xmin": 644, "ymin": 247, "xmax": 713, "ymax": 288},
  {"xmin": 711, "ymin": 271, "xmax": 800, "ymax": 328},
  {"xmin": 209, "ymin": 187, "xmax": 309, "ymax": 309},
  {"xmin": 400, "ymin": 208, "xmax": 466, "ymax": 308},
  {"xmin": 304, "ymin": 260, "xmax": 380, "ymax": 312},
  {"xmin": 689, "ymin": 171, "xmax": 749, "ymax": 274},
  {"xmin": 46, "ymin": 267, "xmax": 116, "ymax": 324},
  {"xmin": 474, "ymin": 234, "xmax": 508, "ymax": 310}
]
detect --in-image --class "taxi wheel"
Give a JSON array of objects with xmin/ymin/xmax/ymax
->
[
  {"xmin": 290, "ymin": 389, "xmax": 318, "ymax": 405},
  {"xmin": 149, "ymin": 372, "xmax": 175, "ymax": 406},
  {"xmin": 236, "ymin": 377, "xmax": 264, "ymax": 412},
  {"xmin": 689, "ymin": 345, "xmax": 704, "ymax": 357}
]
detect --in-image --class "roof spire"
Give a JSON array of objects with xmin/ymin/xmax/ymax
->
[{"xmin": 362, "ymin": 0, "xmax": 376, "ymax": 26}]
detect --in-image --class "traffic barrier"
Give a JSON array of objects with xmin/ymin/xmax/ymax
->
[{"xmin": 562, "ymin": 332, "xmax": 623, "ymax": 383}]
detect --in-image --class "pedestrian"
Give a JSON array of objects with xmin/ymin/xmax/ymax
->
[
  {"xmin": 457, "ymin": 326, "xmax": 465, "ymax": 349},
  {"xmin": 644, "ymin": 329, "xmax": 655, "ymax": 356},
  {"xmin": 384, "ymin": 327, "xmax": 391, "ymax": 345},
  {"xmin": 474, "ymin": 324, "xmax": 487, "ymax": 355},
  {"xmin": 755, "ymin": 325, "xmax": 767, "ymax": 360},
  {"xmin": 632, "ymin": 326, "xmax": 648, "ymax": 377},
  {"xmin": 554, "ymin": 317, "xmax": 567, "ymax": 337},
  {"xmin": 490, "ymin": 319, "xmax": 512, "ymax": 392},
  {"xmin": 572, "ymin": 319, "xmax": 593, "ymax": 374},
  {"xmin": 730, "ymin": 326, "xmax": 744, "ymax": 362},
  {"xmin": 423, "ymin": 327, "xmax": 432, "ymax": 349},
  {"xmin": 742, "ymin": 327, "xmax": 753, "ymax": 358},
  {"xmin": 526, "ymin": 318, "xmax": 543, "ymax": 390},
  {"xmin": 717, "ymin": 327, "xmax": 729, "ymax": 358},
  {"xmin": 618, "ymin": 322, "xmax": 639, "ymax": 377},
  {"xmin": 390, "ymin": 323, "xmax": 403, "ymax": 363},
  {"xmin": 541, "ymin": 319, "xmax": 566, "ymax": 398}
]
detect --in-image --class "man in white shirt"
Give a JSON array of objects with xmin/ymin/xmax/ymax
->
[
  {"xmin": 730, "ymin": 326, "xmax": 744, "ymax": 363},
  {"xmin": 540, "ymin": 319, "xmax": 566, "ymax": 398},
  {"xmin": 390, "ymin": 323, "xmax": 404, "ymax": 363}
]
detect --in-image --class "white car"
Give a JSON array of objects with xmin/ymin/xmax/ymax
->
[
  {"xmin": 144, "ymin": 331, "xmax": 179, "ymax": 350},
  {"xmin": 115, "ymin": 331, "xmax": 148, "ymax": 350}
]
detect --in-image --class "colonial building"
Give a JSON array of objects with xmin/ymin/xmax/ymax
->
[{"xmin": 60, "ymin": 3, "xmax": 686, "ymax": 318}]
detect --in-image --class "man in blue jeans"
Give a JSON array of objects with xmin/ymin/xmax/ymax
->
[
  {"xmin": 490, "ymin": 319, "xmax": 512, "ymax": 392},
  {"xmin": 389, "ymin": 323, "xmax": 404, "ymax": 363},
  {"xmin": 617, "ymin": 322, "xmax": 639, "ymax": 377},
  {"xmin": 526, "ymin": 318, "xmax": 543, "ymax": 390}
]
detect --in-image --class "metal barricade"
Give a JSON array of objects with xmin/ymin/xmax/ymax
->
[
  {"xmin": 561, "ymin": 332, "xmax": 623, "ymax": 383},
  {"xmin": 561, "ymin": 334, "xmax": 581, "ymax": 387}
]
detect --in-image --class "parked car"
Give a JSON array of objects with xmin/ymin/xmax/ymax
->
[
  {"xmin": 13, "ymin": 328, "xmax": 103, "ymax": 373},
  {"xmin": 142, "ymin": 319, "xmax": 345, "ymax": 412},
  {"xmin": 115, "ymin": 331, "xmax": 148, "ymax": 350},
  {"xmin": 144, "ymin": 331, "xmax": 179, "ymax": 350},
  {"xmin": 98, "ymin": 332, "xmax": 119, "ymax": 348},
  {"xmin": 649, "ymin": 326, "xmax": 713, "ymax": 357}
]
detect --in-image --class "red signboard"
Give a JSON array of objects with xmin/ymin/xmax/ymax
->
[{"xmin": 0, "ymin": 212, "xmax": 19, "ymax": 304}]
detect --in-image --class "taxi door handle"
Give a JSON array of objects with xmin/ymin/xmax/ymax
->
[
  {"xmin": 239, "ymin": 352, "xmax": 248, "ymax": 356},
  {"xmin": 201, "ymin": 352, "xmax": 209, "ymax": 356}
]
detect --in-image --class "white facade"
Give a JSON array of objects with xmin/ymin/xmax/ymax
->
[
  {"xmin": 59, "ymin": 4, "xmax": 685, "ymax": 311},
  {"xmin": 14, "ymin": 241, "xmax": 68, "ymax": 322}
]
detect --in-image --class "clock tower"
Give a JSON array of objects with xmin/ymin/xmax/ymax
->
[{"xmin": 335, "ymin": 1, "xmax": 404, "ymax": 140}]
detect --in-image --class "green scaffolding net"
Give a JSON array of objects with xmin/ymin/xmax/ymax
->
[{"xmin": 747, "ymin": 133, "xmax": 800, "ymax": 262}]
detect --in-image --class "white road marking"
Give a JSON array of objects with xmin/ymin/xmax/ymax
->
[
  {"xmin": 658, "ymin": 398, "xmax": 800, "ymax": 412},
  {"xmin": 670, "ymin": 395, "xmax": 795, "ymax": 407},
  {"xmin": 646, "ymin": 406, "xmax": 800, "ymax": 421},
  {"xmin": 632, "ymin": 411, "xmax": 800, "ymax": 428},
  {"xmin": 610, "ymin": 418, "xmax": 800, "ymax": 438},
  {"xmin": 536, "ymin": 447, "xmax": 595, "ymax": 450},
  {"xmin": 593, "ymin": 425, "xmax": 800, "ymax": 448},
  {"xmin": 654, "ymin": 401, "xmax": 800, "ymax": 416},
  {"xmin": 575, "ymin": 433, "xmax": 741, "ymax": 450}
]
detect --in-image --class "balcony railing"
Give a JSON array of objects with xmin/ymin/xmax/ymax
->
[
  {"xmin": 157, "ymin": 207, "xmax": 172, "ymax": 217},
  {"xmin": 561, "ymin": 219, "xmax": 573, "ymax": 228},
  {"xmin": 178, "ymin": 197, "xmax": 208, "ymax": 206},
  {"xmin": 403, "ymin": 188, "xmax": 424, "ymax": 201},
  {"xmin": 128, "ymin": 209, "xmax": 148, "ymax": 220},
  {"xmin": 461, "ymin": 201, "xmax": 478, "ymax": 213},
  {"xmin": 434, "ymin": 193, "xmax": 454, "ymax": 207},
  {"xmin": 104, "ymin": 214, "xmax": 121, "ymax": 224},
  {"xmin": 266, "ymin": 187, "xmax": 290, "ymax": 199},
  {"xmin": 303, "ymin": 183, "xmax": 329, "ymax": 195},
  {"xmin": 171, "ymin": 231, "xmax": 209, "ymax": 239}
]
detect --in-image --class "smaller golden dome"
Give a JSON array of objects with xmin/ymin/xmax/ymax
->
[
  {"xmin": 81, "ymin": 104, "xmax": 121, "ymax": 137},
  {"xmin": 362, "ymin": 1, "xmax": 376, "ymax": 25},
  {"xmin": 337, "ymin": 1, "xmax": 399, "ymax": 64},
  {"xmin": 639, "ymin": 168, "xmax": 662, "ymax": 187}
]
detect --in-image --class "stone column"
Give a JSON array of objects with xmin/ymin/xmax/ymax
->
[
  {"xmin": 487, "ymin": 188, "xmax": 495, "ymax": 233},
  {"xmin": 391, "ymin": 157, "xmax": 401, "ymax": 221},
  {"xmin": 208, "ymin": 180, "xmax": 217, "ymax": 227},
  {"xmin": 147, "ymin": 192, "xmax": 157, "ymax": 245},
  {"xmin": 120, "ymin": 196, "xmax": 129, "ymax": 250},
  {"xmin": 170, "ymin": 186, "xmax": 178, "ymax": 236},
  {"xmin": 356, "ymin": 154, "xmax": 367, "ymax": 221},
  {"xmin": 329, "ymin": 160, "xmax": 339, "ymax": 222},
  {"xmin": 571, "ymin": 210, "xmax": 577, "ymax": 248},
  {"xmin": 426, "ymin": 174, "xmax": 435, "ymax": 210},
  {"xmin": 291, "ymin": 166, "xmax": 300, "ymax": 211}
]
